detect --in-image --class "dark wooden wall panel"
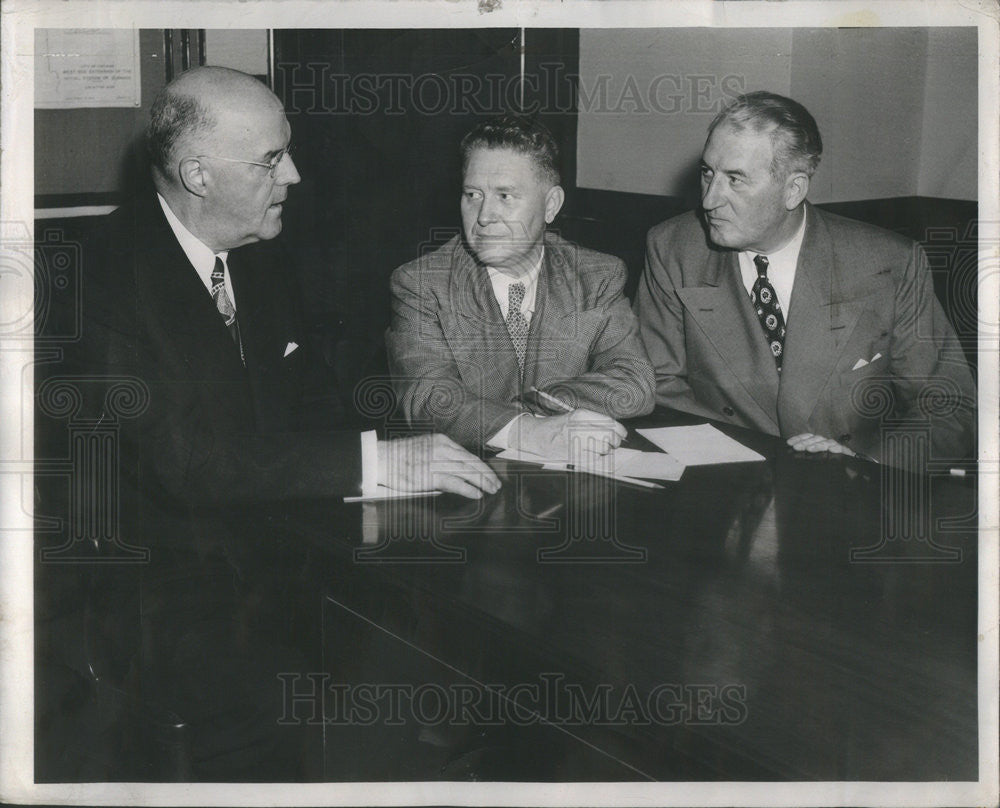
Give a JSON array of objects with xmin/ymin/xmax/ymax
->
[{"xmin": 273, "ymin": 29, "xmax": 579, "ymax": 359}]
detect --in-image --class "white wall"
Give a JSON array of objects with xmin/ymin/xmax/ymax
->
[
  {"xmin": 576, "ymin": 27, "xmax": 977, "ymax": 203},
  {"xmin": 575, "ymin": 28, "xmax": 792, "ymax": 198},
  {"xmin": 918, "ymin": 27, "xmax": 978, "ymax": 199}
]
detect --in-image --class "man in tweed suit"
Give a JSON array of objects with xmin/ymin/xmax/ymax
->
[{"xmin": 387, "ymin": 115, "xmax": 655, "ymax": 457}]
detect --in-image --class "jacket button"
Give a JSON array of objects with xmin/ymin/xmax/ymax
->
[{"xmin": 722, "ymin": 406, "xmax": 735, "ymax": 417}]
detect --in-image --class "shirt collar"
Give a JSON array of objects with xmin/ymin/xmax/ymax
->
[
  {"xmin": 157, "ymin": 192, "xmax": 229, "ymax": 293},
  {"xmin": 486, "ymin": 248, "xmax": 544, "ymax": 316},
  {"xmin": 744, "ymin": 205, "xmax": 808, "ymax": 272}
]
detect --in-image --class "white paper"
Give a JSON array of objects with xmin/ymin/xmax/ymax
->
[
  {"xmin": 343, "ymin": 486, "xmax": 442, "ymax": 503},
  {"xmin": 637, "ymin": 424, "xmax": 765, "ymax": 466},
  {"xmin": 497, "ymin": 445, "xmax": 685, "ymax": 481},
  {"xmin": 538, "ymin": 462, "xmax": 665, "ymax": 489},
  {"xmin": 609, "ymin": 447, "xmax": 684, "ymax": 480}
]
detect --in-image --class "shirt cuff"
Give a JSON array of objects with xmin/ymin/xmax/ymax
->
[
  {"xmin": 487, "ymin": 413, "xmax": 532, "ymax": 450},
  {"xmin": 361, "ymin": 430, "xmax": 378, "ymax": 496}
]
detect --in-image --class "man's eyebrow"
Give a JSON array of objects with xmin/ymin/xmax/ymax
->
[
  {"xmin": 702, "ymin": 161, "xmax": 748, "ymax": 179},
  {"xmin": 262, "ymin": 141, "xmax": 291, "ymax": 159},
  {"xmin": 701, "ymin": 158, "xmax": 748, "ymax": 173}
]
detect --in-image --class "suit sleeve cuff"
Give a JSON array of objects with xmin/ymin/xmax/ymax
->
[{"xmin": 361, "ymin": 430, "xmax": 378, "ymax": 495}]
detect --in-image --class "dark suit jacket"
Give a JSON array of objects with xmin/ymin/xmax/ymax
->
[
  {"xmin": 386, "ymin": 232, "xmax": 655, "ymax": 448},
  {"xmin": 634, "ymin": 204, "xmax": 975, "ymax": 462},
  {"xmin": 67, "ymin": 192, "xmax": 364, "ymax": 508}
]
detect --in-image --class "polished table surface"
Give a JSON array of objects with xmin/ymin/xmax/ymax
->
[
  {"xmin": 34, "ymin": 412, "xmax": 979, "ymax": 782},
  {"xmin": 277, "ymin": 415, "xmax": 979, "ymax": 782}
]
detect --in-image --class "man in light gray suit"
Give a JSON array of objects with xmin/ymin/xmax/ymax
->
[{"xmin": 635, "ymin": 91, "xmax": 974, "ymax": 463}]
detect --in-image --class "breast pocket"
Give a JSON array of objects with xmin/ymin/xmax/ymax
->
[
  {"xmin": 834, "ymin": 307, "xmax": 895, "ymax": 419},
  {"xmin": 281, "ymin": 338, "xmax": 310, "ymax": 382}
]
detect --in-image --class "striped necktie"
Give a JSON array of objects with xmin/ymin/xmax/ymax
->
[{"xmin": 210, "ymin": 255, "xmax": 245, "ymax": 365}]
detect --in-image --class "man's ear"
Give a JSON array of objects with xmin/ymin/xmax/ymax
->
[
  {"xmin": 178, "ymin": 156, "xmax": 210, "ymax": 198},
  {"xmin": 784, "ymin": 172, "xmax": 809, "ymax": 210},
  {"xmin": 544, "ymin": 185, "xmax": 565, "ymax": 224}
]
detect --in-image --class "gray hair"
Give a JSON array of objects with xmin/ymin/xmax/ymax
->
[
  {"xmin": 147, "ymin": 86, "xmax": 217, "ymax": 177},
  {"xmin": 709, "ymin": 91, "xmax": 823, "ymax": 178}
]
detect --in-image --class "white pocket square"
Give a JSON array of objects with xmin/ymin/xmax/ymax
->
[
  {"xmin": 284, "ymin": 342, "xmax": 299, "ymax": 357},
  {"xmin": 851, "ymin": 352, "xmax": 883, "ymax": 371}
]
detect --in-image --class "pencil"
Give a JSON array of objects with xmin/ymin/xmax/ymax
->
[{"xmin": 529, "ymin": 386, "xmax": 575, "ymax": 414}]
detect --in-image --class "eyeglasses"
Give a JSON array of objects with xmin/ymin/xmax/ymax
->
[{"xmin": 187, "ymin": 145, "xmax": 293, "ymax": 178}]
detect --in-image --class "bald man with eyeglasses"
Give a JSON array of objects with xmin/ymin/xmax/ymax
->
[
  {"xmin": 69, "ymin": 66, "xmax": 499, "ymax": 508},
  {"xmin": 49, "ymin": 64, "xmax": 501, "ymax": 781}
]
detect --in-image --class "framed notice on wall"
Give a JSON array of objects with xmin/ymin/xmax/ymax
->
[{"xmin": 35, "ymin": 28, "xmax": 141, "ymax": 109}]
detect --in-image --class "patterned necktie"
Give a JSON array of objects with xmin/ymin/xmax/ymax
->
[
  {"xmin": 751, "ymin": 254, "xmax": 786, "ymax": 371},
  {"xmin": 210, "ymin": 256, "xmax": 245, "ymax": 365},
  {"xmin": 506, "ymin": 281, "xmax": 529, "ymax": 375}
]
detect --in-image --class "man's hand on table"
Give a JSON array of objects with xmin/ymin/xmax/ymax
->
[
  {"xmin": 514, "ymin": 409, "xmax": 627, "ymax": 462},
  {"xmin": 786, "ymin": 433, "xmax": 857, "ymax": 456},
  {"xmin": 378, "ymin": 434, "xmax": 501, "ymax": 499}
]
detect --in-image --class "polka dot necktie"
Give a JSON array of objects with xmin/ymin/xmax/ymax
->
[
  {"xmin": 751, "ymin": 254, "xmax": 785, "ymax": 371},
  {"xmin": 211, "ymin": 256, "xmax": 245, "ymax": 366},
  {"xmin": 506, "ymin": 281, "xmax": 528, "ymax": 376}
]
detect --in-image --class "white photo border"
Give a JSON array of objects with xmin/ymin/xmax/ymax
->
[{"xmin": 2, "ymin": 1, "xmax": 997, "ymax": 806}]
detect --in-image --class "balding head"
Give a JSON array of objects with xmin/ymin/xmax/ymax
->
[
  {"xmin": 147, "ymin": 66, "xmax": 300, "ymax": 251},
  {"xmin": 147, "ymin": 66, "xmax": 283, "ymax": 184}
]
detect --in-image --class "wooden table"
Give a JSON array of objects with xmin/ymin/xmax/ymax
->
[{"xmin": 274, "ymin": 417, "xmax": 979, "ymax": 782}]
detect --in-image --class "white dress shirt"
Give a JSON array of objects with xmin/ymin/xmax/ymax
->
[
  {"xmin": 737, "ymin": 206, "xmax": 808, "ymax": 317},
  {"xmin": 486, "ymin": 252, "xmax": 542, "ymax": 323},
  {"xmin": 157, "ymin": 193, "xmax": 236, "ymax": 307},
  {"xmin": 157, "ymin": 193, "xmax": 376, "ymax": 495},
  {"xmin": 486, "ymin": 250, "xmax": 545, "ymax": 450}
]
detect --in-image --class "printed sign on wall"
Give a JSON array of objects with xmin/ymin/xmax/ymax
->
[{"xmin": 35, "ymin": 29, "xmax": 141, "ymax": 109}]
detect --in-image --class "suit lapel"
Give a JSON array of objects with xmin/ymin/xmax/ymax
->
[
  {"xmin": 677, "ymin": 249, "xmax": 780, "ymax": 430},
  {"xmin": 228, "ymin": 243, "xmax": 305, "ymax": 430},
  {"xmin": 524, "ymin": 245, "xmax": 561, "ymax": 391},
  {"xmin": 228, "ymin": 244, "xmax": 289, "ymax": 369},
  {"xmin": 778, "ymin": 205, "xmax": 864, "ymax": 432},
  {"xmin": 440, "ymin": 240, "xmax": 522, "ymax": 399},
  {"xmin": 228, "ymin": 248, "xmax": 267, "ymax": 346},
  {"xmin": 133, "ymin": 201, "xmax": 245, "ymax": 377}
]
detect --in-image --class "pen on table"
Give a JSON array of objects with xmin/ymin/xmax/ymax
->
[
  {"xmin": 535, "ymin": 501, "xmax": 564, "ymax": 520},
  {"xmin": 837, "ymin": 434, "xmax": 878, "ymax": 464},
  {"xmin": 565, "ymin": 464, "xmax": 664, "ymax": 490},
  {"xmin": 838, "ymin": 434, "xmax": 967, "ymax": 476}
]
